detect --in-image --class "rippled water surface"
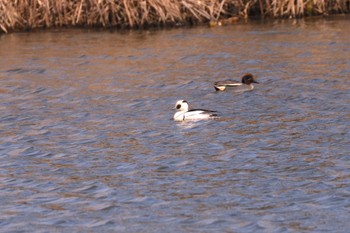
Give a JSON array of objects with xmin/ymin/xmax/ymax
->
[{"xmin": 1, "ymin": 16, "xmax": 350, "ymax": 232}]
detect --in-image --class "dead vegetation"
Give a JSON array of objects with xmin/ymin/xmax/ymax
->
[{"xmin": 0, "ymin": 0, "xmax": 349, "ymax": 33}]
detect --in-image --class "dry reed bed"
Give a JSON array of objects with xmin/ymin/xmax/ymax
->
[{"xmin": 0, "ymin": 0, "xmax": 349, "ymax": 33}]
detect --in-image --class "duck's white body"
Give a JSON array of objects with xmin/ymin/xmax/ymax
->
[
  {"xmin": 214, "ymin": 81, "xmax": 255, "ymax": 92},
  {"xmin": 173, "ymin": 100, "xmax": 218, "ymax": 121}
]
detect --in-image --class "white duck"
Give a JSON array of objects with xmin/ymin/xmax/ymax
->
[{"xmin": 173, "ymin": 100, "xmax": 218, "ymax": 121}]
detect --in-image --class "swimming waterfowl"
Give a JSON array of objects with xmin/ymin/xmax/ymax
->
[
  {"xmin": 173, "ymin": 100, "xmax": 218, "ymax": 121},
  {"xmin": 214, "ymin": 73, "xmax": 259, "ymax": 92}
]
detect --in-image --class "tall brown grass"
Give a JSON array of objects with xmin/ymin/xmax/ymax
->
[
  {"xmin": 0, "ymin": 0, "xmax": 349, "ymax": 33},
  {"xmin": 255, "ymin": 0, "xmax": 349, "ymax": 18}
]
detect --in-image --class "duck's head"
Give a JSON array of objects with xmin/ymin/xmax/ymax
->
[
  {"xmin": 242, "ymin": 73, "xmax": 259, "ymax": 85},
  {"xmin": 174, "ymin": 100, "xmax": 189, "ymax": 111}
]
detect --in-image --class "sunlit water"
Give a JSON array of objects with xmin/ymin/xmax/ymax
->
[{"xmin": 0, "ymin": 16, "xmax": 349, "ymax": 232}]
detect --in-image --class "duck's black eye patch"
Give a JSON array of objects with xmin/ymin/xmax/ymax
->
[{"xmin": 176, "ymin": 104, "xmax": 181, "ymax": 109}]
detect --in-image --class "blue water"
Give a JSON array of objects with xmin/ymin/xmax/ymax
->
[{"xmin": 0, "ymin": 16, "xmax": 349, "ymax": 232}]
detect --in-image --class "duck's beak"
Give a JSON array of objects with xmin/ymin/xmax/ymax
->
[{"xmin": 253, "ymin": 80, "xmax": 259, "ymax": 84}]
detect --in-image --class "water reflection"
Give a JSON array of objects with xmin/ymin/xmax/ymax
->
[{"xmin": 0, "ymin": 16, "xmax": 350, "ymax": 232}]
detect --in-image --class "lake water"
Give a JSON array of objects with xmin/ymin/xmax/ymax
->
[{"xmin": 0, "ymin": 16, "xmax": 349, "ymax": 232}]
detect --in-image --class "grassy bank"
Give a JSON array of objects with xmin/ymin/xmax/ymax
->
[{"xmin": 0, "ymin": 0, "xmax": 349, "ymax": 33}]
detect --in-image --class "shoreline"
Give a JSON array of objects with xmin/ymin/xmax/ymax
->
[{"xmin": 1, "ymin": 0, "xmax": 349, "ymax": 34}]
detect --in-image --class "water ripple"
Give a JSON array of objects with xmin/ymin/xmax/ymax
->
[{"xmin": 0, "ymin": 18, "xmax": 350, "ymax": 232}]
